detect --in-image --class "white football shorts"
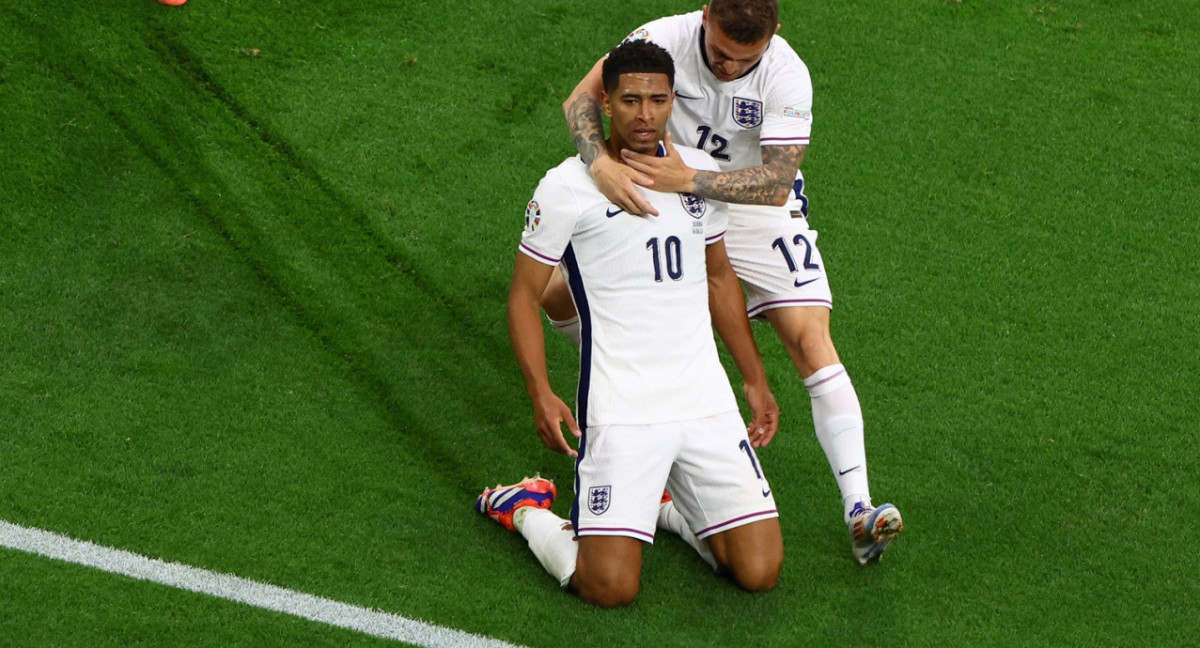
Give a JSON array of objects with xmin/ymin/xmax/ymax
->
[
  {"xmin": 723, "ymin": 205, "xmax": 833, "ymax": 320},
  {"xmin": 571, "ymin": 410, "xmax": 779, "ymax": 542}
]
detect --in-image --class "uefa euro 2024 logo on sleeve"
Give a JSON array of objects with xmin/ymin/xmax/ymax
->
[
  {"xmin": 524, "ymin": 200, "xmax": 541, "ymax": 232},
  {"xmin": 733, "ymin": 96, "xmax": 763, "ymax": 128}
]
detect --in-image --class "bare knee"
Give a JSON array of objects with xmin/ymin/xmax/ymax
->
[
  {"xmin": 573, "ymin": 571, "xmax": 640, "ymax": 608},
  {"xmin": 726, "ymin": 552, "xmax": 782, "ymax": 593},
  {"xmin": 572, "ymin": 536, "xmax": 643, "ymax": 608},
  {"xmin": 707, "ymin": 520, "xmax": 784, "ymax": 593}
]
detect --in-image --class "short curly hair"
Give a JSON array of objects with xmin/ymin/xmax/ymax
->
[
  {"xmin": 709, "ymin": 0, "xmax": 778, "ymax": 45},
  {"xmin": 602, "ymin": 39, "xmax": 675, "ymax": 93}
]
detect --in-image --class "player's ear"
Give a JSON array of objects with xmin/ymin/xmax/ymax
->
[{"xmin": 600, "ymin": 90, "xmax": 613, "ymax": 117}]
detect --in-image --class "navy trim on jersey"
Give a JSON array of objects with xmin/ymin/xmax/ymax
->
[{"xmin": 562, "ymin": 243, "xmax": 592, "ymax": 532}]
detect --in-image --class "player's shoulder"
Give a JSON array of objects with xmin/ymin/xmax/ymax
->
[
  {"xmin": 533, "ymin": 156, "xmax": 593, "ymax": 201},
  {"xmin": 763, "ymin": 34, "xmax": 811, "ymax": 79},
  {"xmin": 626, "ymin": 11, "xmax": 700, "ymax": 47},
  {"xmin": 539, "ymin": 155, "xmax": 589, "ymax": 186}
]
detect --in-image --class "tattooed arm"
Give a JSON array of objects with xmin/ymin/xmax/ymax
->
[
  {"xmin": 624, "ymin": 137, "xmax": 807, "ymax": 207},
  {"xmin": 693, "ymin": 144, "xmax": 806, "ymax": 206},
  {"xmin": 563, "ymin": 61, "xmax": 608, "ymax": 168},
  {"xmin": 562, "ymin": 57, "xmax": 658, "ymax": 216}
]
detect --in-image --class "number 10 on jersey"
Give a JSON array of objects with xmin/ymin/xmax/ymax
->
[{"xmin": 646, "ymin": 236, "xmax": 683, "ymax": 282}]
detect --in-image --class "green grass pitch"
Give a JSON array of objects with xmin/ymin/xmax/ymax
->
[{"xmin": 1, "ymin": 0, "xmax": 1197, "ymax": 646}]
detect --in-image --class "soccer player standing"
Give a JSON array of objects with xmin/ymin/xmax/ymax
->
[
  {"xmin": 553, "ymin": 0, "xmax": 904, "ymax": 564},
  {"xmin": 477, "ymin": 40, "xmax": 783, "ymax": 607}
]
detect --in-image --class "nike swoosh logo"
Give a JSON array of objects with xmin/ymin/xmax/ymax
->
[
  {"xmin": 794, "ymin": 277, "xmax": 819, "ymax": 288},
  {"xmin": 838, "ymin": 465, "xmax": 861, "ymax": 476},
  {"xmin": 675, "ymin": 92, "xmax": 700, "ymax": 100},
  {"xmin": 761, "ymin": 488, "xmax": 772, "ymax": 498},
  {"xmin": 606, "ymin": 207, "xmax": 624, "ymax": 218}
]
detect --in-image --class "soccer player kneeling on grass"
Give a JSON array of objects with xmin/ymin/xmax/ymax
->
[
  {"xmin": 476, "ymin": 39, "xmax": 783, "ymax": 608},
  {"xmin": 552, "ymin": 0, "xmax": 903, "ymax": 565}
]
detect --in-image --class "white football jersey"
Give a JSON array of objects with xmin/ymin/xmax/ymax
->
[
  {"xmin": 518, "ymin": 146, "xmax": 738, "ymax": 427},
  {"xmin": 625, "ymin": 11, "xmax": 814, "ymax": 174}
]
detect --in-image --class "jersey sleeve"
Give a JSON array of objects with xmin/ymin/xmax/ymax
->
[
  {"xmin": 518, "ymin": 169, "xmax": 580, "ymax": 266},
  {"xmin": 623, "ymin": 13, "xmax": 692, "ymax": 56},
  {"xmin": 760, "ymin": 44, "xmax": 814, "ymax": 147}
]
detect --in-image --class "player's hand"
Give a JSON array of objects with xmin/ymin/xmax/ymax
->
[
  {"xmin": 590, "ymin": 152, "xmax": 658, "ymax": 217},
  {"xmin": 532, "ymin": 391, "xmax": 581, "ymax": 457},
  {"xmin": 743, "ymin": 380, "xmax": 779, "ymax": 448},
  {"xmin": 621, "ymin": 132, "xmax": 698, "ymax": 195}
]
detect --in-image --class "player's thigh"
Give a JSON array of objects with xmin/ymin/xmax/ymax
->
[
  {"xmin": 572, "ymin": 535, "xmax": 644, "ymax": 608},
  {"xmin": 706, "ymin": 517, "xmax": 783, "ymax": 591},
  {"xmin": 723, "ymin": 216, "xmax": 833, "ymax": 319},
  {"xmin": 666, "ymin": 412, "xmax": 778, "ymax": 538},
  {"xmin": 574, "ymin": 422, "xmax": 681, "ymax": 542}
]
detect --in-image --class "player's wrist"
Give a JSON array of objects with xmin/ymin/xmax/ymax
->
[
  {"xmin": 742, "ymin": 370, "xmax": 770, "ymax": 391},
  {"xmin": 690, "ymin": 169, "xmax": 714, "ymax": 197},
  {"xmin": 587, "ymin": 151, "xmax": 615, "ymax": 176},
  {"xmin": 682, "ymin": 166, "xmax": 699, "ymax": 194}
]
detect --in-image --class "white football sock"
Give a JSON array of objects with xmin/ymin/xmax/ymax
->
[
  {"xmin": 805, "ymin": 364, "xmax": 872, "ymax": 521},
  {"xmin": 547, "ymin": 315, "xmax": 581, "ymax": 349},
  {"xmin": 657, "ymin": 499, "xmax": 717, "ymax": 570},
  {"xmin": 514, "ymin": 507, "xmax": 577, "ymax": 587}
]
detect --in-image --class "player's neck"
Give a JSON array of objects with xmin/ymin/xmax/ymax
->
[
  {"xmin": 605, "ymin": 137, "xmax": 627, "ymax": 161},
  {"xmin": 605, "ymin": 137, "xmax": 660, "ymax": 160}
]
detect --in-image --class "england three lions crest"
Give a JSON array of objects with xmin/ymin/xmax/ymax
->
[
  {"xmin": 733, "ymin": 96, "xmax": 763, "ymax": 128},
  {"xmin": 588, "ymin": 485, "xmax": 611, "ymax": 515},
  {"xmin": 679, "ymin": 192, "xmax": 706, "ymax": 218}
]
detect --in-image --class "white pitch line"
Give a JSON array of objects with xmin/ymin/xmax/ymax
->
[{"xmin": 0, "ymin": 519, "xmax": 526, "ymax": 648}]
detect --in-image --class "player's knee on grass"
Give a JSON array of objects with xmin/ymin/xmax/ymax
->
[
  {"xmin": 572, "ymin": 536, "xmax": 643, "ymax": 608},
  {"xmin": 573, "ymin": 571, "xmax": 640, "ymax": 608},
  {"xmin": 724, "ymin": 550, "xmax": 782, "ymax": 593},
  {"xmin": 707, "ymin": 520, "xmax": 783, "ymax": 593}
]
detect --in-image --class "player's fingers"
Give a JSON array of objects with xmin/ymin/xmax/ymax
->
[
  {"xmin": 621, "ymin": 147, "xmax": 649, "ymax": 163},
  {"xmin": 620, "ymin": 152, "xmax": 655, "ymax": 177},
  {"xmin": 540, "ymin": 426, "xmax": 576, "ymax": 457},
  {"xmin": 563, "ymin": 409, "xmax": 582, "ymax": 439},
  {"xmin": 747, "ymin": 410, "xmax": 777, "ymax": 447},
  {"xmin": 663, "ymin": 130, "xmax": 678, "ymax": 154},
  {"xmin": 747, "ymin": 423, "xmax": 765, "ymax": 448},
  {"xmin": 756, "ymin": 425, "xmax": 776, "ymax": 448},
  {"xmin": 763, "ymin": 409, "xmax": 779, "ymax": 439},
  {"xmin": 632, "ymin": 191, "xmax": 657, "ymax": 217},
  {"xmin": 614, "ymin": 194, "xmax": 649, "ymax": 216},
  {"xmin": 615, "ymin": 182, "xmax": 657, "ymax": 217}
]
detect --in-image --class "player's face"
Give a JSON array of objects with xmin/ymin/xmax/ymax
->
[
  {"xmin": 701, "ymin": 8, "xmax": 775, "ymax": 82},
  {"xmin": 601, "ymin": 72, "xmax": 674, "ymax": 155}
]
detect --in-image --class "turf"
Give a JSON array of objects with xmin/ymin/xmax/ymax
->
[{"xmin": 1, "ymin": 0, "xmax": 1197, "ymax": 646}]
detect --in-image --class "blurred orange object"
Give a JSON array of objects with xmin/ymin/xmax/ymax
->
[{"xmin": 158, "ymin": 0, "xmax": 188, "ymax": 6}]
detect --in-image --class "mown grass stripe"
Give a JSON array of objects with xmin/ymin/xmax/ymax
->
[{"xmin": 0, "ymin": 520, "xmax": 525, "ymax": 648}]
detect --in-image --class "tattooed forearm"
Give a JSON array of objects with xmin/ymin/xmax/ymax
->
[
  {"xmin": 565, "ymin": 94, "xmax": 607, "ymax": 167},
  {"xmin": 691, "ymin": 144, "xmax": 807, "ymax": 206}
]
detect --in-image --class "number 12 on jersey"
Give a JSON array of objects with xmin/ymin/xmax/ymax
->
[
  {"xmin": 771, "ymin": 234, "xmax": 820, "ymax": 274},
  {"xmin": 695, "ymin": 125, "xmax": 730, "ymax": 161}
]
